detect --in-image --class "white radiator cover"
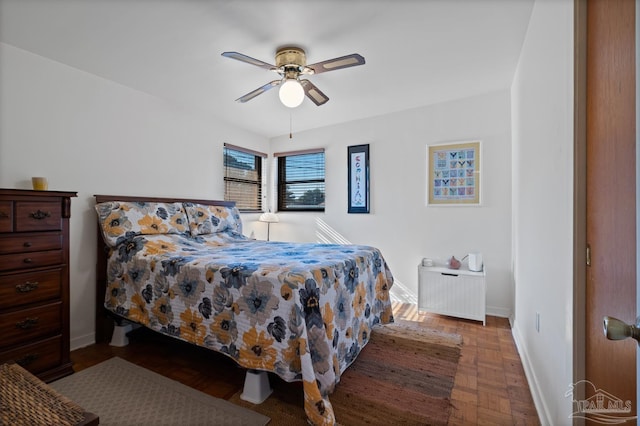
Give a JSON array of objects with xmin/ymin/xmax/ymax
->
[{"xmin": 418, "ymin": 265, "xmax": 486, "ymax": 325}]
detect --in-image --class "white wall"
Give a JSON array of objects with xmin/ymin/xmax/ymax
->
[
  {"xmin": 0, "ymin": 42, "xmax": 268, "ymax": 348},
  {"xmin": 511, "ymin": 0, "xmax": 574, "ymax": 424},
  {"xmin": 268, "ymin": 90, "xmax": 513, "ymax": 317}
]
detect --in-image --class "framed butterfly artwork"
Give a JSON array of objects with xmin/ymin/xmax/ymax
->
[{"xmin": 426, "ymin": 140, "xmax": 481, "ymax": 205}]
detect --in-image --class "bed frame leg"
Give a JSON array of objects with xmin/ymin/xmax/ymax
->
[
  {"xmin": 109, "ymin": 324, "xmax": 133, "ymax": 347},
  {"xmin": 240, "ymin": 370, "xmax": 272, "ymax": 404}
]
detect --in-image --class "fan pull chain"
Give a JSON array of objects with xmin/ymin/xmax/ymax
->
[{"xmin": 289, "ymin": 112, "xmax": 293, "ymax": 139}]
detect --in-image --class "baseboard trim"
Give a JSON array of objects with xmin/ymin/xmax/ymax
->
[
  {"xmin": 70, "ymin": 332, "xmax": 95, "ymax": 351},
  {"xmin": 486, "ymin": 305, "xmax": 512, "ymax": 318},
  {"xmin": 511, "ymin": 322, "xmax": 551, "ymax": 425}
]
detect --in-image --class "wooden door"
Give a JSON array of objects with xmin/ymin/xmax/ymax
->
[{"xmin": 585, "ymin": 0, "xmax": 637, "ymax": 421}]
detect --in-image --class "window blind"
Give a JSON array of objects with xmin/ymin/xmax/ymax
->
[
  {"xmin": 277, "ymin": 149, "xmax": 325, "ymax": 211},
  {"xmin": 223, "ymin": 144, "xmax": 266, "ymax": 211}
]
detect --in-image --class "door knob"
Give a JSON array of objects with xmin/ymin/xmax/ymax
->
[{"xmin": 603, "ymin": 316, "xmax": 640, "ymax": 344}]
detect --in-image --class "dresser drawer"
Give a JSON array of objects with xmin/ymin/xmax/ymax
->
[
  {"xmin": 0, "ymin": 302, "xmax": 62, "ymax": 349},
  {"xmin": 0, "ymin": 233, "xmax": 62, "ymax": 255},
  {"xmin": 0, "ymin": 335, "xmax": 62, "ymax": 376},
  {"xmin": 0, "ymin": 201, "xmax": 12, "ymax": 232},
  {"xmin": 15, "ymin": 201, "xmax": 62, "ymax": 232},
  {"xmin": 0, "ymin": 250, "xmax": 63, "ymax": 272},
  {"xmin": 0, "ymin": 268, "xmax": 63, "ymax": 309}
]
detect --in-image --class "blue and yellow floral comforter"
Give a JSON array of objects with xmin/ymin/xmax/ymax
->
[{"xmin": 103, "ymin": 229, "xmax": 394, "ymax": 425}]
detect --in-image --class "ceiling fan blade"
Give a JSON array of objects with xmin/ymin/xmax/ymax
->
[
  {"xmin": 306, "ymin": 53, "xmax": 365, "ymax": 74},
  {"xmin": 300, "ymin": 80, "xmax": 329, "ymax": 106},
  {"xmin": 222, "ymin": 51, "xmax": 275, "ymax": 71},
  {"xmin": 236, "ymin": 80, "xmax": 281, "ymax": 103}
]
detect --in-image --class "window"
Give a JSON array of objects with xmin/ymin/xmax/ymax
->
[
  {"xmin": 276, "ymin": 148, "xmax": 325, "ymax": 211},
  {"xmin": 223, "ymin": 143, "xmax": 266, "ymax": 211}
]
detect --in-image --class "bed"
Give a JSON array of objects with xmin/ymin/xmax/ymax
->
[{"xmin": 93, "ymin": 195, "xmax": 394, "ymax": 425}]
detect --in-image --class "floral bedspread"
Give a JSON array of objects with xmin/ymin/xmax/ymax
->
[{"xmin": 104, "ymin": 233, "xmax": 394, "ymax": 425}]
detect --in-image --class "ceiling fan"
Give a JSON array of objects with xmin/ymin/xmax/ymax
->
[{"xmin": 221, "ymin": 47, "xmax": 365, "ymax": 108}]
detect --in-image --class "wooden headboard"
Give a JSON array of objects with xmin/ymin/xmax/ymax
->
[{"xmin": 93, "ymin": 194, "xmax": 235, "ymax": 343}]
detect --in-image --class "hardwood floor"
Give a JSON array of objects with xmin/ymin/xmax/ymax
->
[
  {"xmin": 70, "ymin": 304, "xmax": 540, "ymax": 425},
  {"xmin": 392, "ymin": 303, "xmax": 540, "ymax": 425}
]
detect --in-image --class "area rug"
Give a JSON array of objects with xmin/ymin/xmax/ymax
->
[
  {"xmin": 49, "ymin": 357, "xmax": 269, "ymax": 426},
  {"xmin": 230, "ymin": 320, "xmax": 463, "ymax": 425}
]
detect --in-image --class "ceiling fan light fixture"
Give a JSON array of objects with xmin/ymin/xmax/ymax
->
[{"xmin": 279, "ymin": 79, "xmax": 304, "ymax": 108}]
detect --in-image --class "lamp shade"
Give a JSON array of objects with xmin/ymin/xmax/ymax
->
[
  {"xmin": 259, "ymin": 212, "xmax": 279, "ymax": 223},
  {"xmin": 278, "ymin": 79, "xmax": 304, "ymax": 108}
]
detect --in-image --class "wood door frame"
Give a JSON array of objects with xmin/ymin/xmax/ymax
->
[
  {"xmin": 573, "ymin": 0, "xmax": 588, "ymax": 419},
  {"xmin": 636, "ymin": 0, "xmax": 640, "ymax": 415}
]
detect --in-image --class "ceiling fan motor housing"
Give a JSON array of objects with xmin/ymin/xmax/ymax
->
[{"xmin": 276, "ymin": 47, "xmax": 308, "ymax": 76}]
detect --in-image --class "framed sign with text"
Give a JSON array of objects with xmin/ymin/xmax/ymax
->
[{"xmin": 348, "ymin": 144, "xmax": 370, "ymax": 213}]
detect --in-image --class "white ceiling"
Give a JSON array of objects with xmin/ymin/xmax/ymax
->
[{"xmin": 0, "ymin": 0, "xmax": 535, "ymax": 139}]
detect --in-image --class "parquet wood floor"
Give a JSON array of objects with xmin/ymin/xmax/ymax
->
[
  {"xmin": 70, "ymin": 303, "xmax": 540, "ymax": 425},
  {"xmin": 392, "ymin": 303, "xmax": 540, "ymax": 425}
]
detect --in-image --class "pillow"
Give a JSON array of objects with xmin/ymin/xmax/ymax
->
[
  {"xmin": 183, "ymin": 203, "xmax": 243, "ymax": 236},
  {"xmin": 95, "ymin": 201, "xmax": 189, "ymax": 247}
]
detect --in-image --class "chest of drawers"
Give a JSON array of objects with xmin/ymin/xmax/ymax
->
[{"xmin": 0, "ymin": 188, "xmax": 76, "ymax": 382}]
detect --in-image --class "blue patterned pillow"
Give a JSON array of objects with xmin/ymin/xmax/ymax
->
[
  {"xmin": 95, "ymin": 201, "xmax": 189, "ymax": 247},
  {"xmin": 183, "ymin": 203, "xmax": 243, "ymax": 236}
]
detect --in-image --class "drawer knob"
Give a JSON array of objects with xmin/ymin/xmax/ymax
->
[
  {"xmin": 23, "ymin": 241, "xmax": 32, "ymax": 248},
  {"xmin": 16, "ymin": 281, "xmax": 39, "ymax": 293},
  {"xmin": 16, "ymin": 353, "xmax": 39, "ymax": 366},
  {"xmin": 30, "ymin": 210, "xmax": 51, "ymax": 220},
  {"xmin": 23, "ymin": 258, "xmax": 34, "ymax": 264},
  {"xmin": 16, "ymin": 317, "xmax": 39, "ymax": 329},
  {"xmin": 0, "ymin": 211, "xmax": 8, "ymax": 219}
]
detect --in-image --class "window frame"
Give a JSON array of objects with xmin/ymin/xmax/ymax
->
[
  {"xmin": 223, "ymin": 143, "xmax": 266, "ymax": 212},
  {"xmin": 275, "ymin": 148, "xmax": 326, "ymax": 212}
]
